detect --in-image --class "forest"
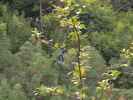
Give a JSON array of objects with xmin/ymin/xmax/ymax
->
[{"xmin": 0, "ymin": 0, "xmax": 133, "ymax": 100}]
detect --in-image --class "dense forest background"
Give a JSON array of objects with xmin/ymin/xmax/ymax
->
[{"xmin": 0, "ymin": 0, "xmax": 133, "ymax": 100}]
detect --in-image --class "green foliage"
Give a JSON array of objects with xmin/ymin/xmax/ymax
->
[
  {"xmin": 0, "ymin": 32, "xmax": 18, "ymax": 73},
  {"xmin": 0, "ymin": 4, "xmax": 32, "ymax": 53},
  {"xmin": 79, "ymin": 2, "xmax": 133, "ymax": 63},
  {"xmin": 0, "ymin": 79, "xmax": 27, "ymax": 100},
  {"xmin": 42, "ymin": 13, "xmax": 66, "ymax": 42},
  {"xmin": 0, "ymin": 0, "xmax": 133, "ymax": 100},
  {"xmin": 80, "ymin": 45, "xmax": 106, "ymax": 75},
  {"xmin": 113, "ymin": 89, "xmax": 133, "ymax": 100},
  {"xmin": 7, "ymin": 14, "xmax": 32, "ymax": 53},
  {"xmin": 36, "ymin": 85, "xmax": 64, "ymax": 96}
]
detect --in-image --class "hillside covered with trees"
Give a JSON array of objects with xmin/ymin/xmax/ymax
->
[{"xmin": 0, "ymin": 0, "xmax": 133, "ymax": 100}]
